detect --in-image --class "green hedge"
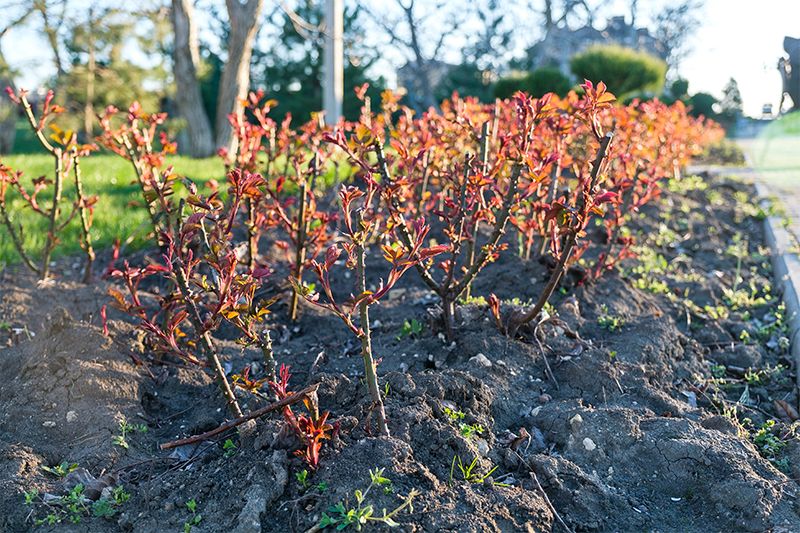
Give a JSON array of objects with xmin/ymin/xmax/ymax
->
[
  {"xmin": 570, "ymin": 45, "xmax": 666, "ymax": 97},
  {"xmin": 494, "ymin": 67, "xmax": 573, "ymax": 99}
]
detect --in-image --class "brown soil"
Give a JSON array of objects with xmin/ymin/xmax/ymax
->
[{"xmin": 1, "ymin": 170, "xmax": 798, "ymax": 532}]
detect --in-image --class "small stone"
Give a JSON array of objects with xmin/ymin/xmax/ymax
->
[
  {"xmin": 475, "ymin": 438, "xmax": 490, "ymax": 456},
  {"xmin": 42, "ymin": 421, "xmax": 56, "ymax": 428},
  {"xmin": 66, "ymin": 411, "xmax": 78, "ymax": 423},
  {"xmin": 232, "ymin": 484, "xmax": 268, "ymax": 533},
  {"xmin": 470, "ymin": 353, "xmax": 492, "ymax": 368},
  {"xmin": 387, "ymin": 288, "xmax": 407, "ymax": 301},
  {"xmin": 582, "ymin": 437, "xmax": 596, "ymax": 451},
  {"xmin": 569, "ymin": 414, "xmax": 583, "ymax": 431},
  {"xmin": 538, "ymin": 394, "xmax": 552, "ymax": 404}
]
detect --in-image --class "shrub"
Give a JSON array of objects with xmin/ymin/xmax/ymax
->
[
  {"xmin": 570, "ymin": 45, "xmax": 667, "ymax": 97},
  {"xmin": 670, "ymin": 78, "xmax": 690, "ymax": 100},
  {"xmin": 90, "ymin": 79, "xmax": 722, "ymax": 441},
  {"xmin": 108, "ymin": 167, "xmax": 275, "ymax": 419},
  {"xmin": 494, "ymin": 67, "xmax": 572, "ymax": 99},
  {"xmin": 696, "ymin": 138, "xmax": 746, "ymax": 166},
  {"xmin": 688, "ymin": 92, "xmax": 718, "ymax": 118},
  {"xmin": 221, "ymin": 91, "xmax": 335, "ymax": 320},
  {"xmin": 0, "ymin": 88, "xmax": 97, "ymax": 281}
]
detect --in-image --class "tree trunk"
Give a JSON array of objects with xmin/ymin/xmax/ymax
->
[
  {"xmin": 34, "ymin": 0, "xmax": 66, "ymax": 81},
  {"xmin": 401, "ymin": 3, "xmax": 435, "ymax": 110},
  {"xmin": 0, "ymin": 49, "xmax": 15, "ymax": 154},
  {"xmin": 215, "ymin": 0, "xmax": 263, "ymax": 154},
  {"xmin": 171, "ymin": 0, "xmax": 215, "ymax": 157}
]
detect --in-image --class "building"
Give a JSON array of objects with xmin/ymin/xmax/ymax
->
[{"xmin": 526, "ymin": 16, "xmax": 666, "ymax": 75}]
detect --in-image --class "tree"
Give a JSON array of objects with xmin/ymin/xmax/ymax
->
[
  {"xmin": 652, "ymin": 1, "xmax": 703, "ymax": 72},
  {"xmin": 58, "ymin": 6, "xmax": 168, "ymax": 139},
  {"xmin": 539, "ymin": 0, "xmax": 609, "ymax": 35},
  {"xmin": 214, "ymin": 0, "xmax": 264, "ymax": 151},
  {"xmin": 718, "ymin": 77, "xmax": 742, "ymax": 128},
  {"xmin": 33, "ymin": 0, "xmax": 69, "ymax": 81},
  {"xmin": 434, "ymin": 0, "xmax": 510, "ymax": 103},
  {"xmin": 688, "ymin": 92, "xmax": 717, "ymax": 119},
  {"xmin": 435, "ymin": 63, "xmax": 494, "ymax": 103},
  {"xmin": 0, "ymin": 50, "xmax": 15, "ymax": 154},
  {"xmin": 462, "ymin": 0, "xmax": 512, "ymax": 73},
  {"xmin": 170, "ymin": 0, "xmax": 264, "ymax": 156},
  {"xmin": 172, "ymin": 0, "xmax": 214, "ymax": 156},
  {"xmin": 250, "ymin": 1, "xmax": 384, "ymax": 122},
  {"xmin": 362, "ymin": 0, "xmax": 467, "ymax": 111},
  {"xmin": 719, "ymin": 78, "xmax": 742, "ymax": 115}
]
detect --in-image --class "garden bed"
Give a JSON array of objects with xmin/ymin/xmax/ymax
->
[{"xmin": 1, "ymin": 169, "xmax": 799, "ymax": 532}]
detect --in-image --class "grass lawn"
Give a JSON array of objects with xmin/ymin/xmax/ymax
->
[
  {"xmin": 0, "ymin": 153, "xmax": 224, "ymax": 268},
  {"xmin": 738, "ymin": 112, "xmax": 800, "ymax": 188}
]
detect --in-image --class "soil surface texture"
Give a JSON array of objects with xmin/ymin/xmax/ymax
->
[{"xmin": 1, "ymin": 171, "xmax": 799, "ymax": 532}]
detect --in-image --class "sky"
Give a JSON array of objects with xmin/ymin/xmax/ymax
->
[
  {"xmin": 2, "ymin": 0, "xmax": 799, "ymax": 117},
  {"xmin": 677, "ymin": 0, "xmax": 800, "ymax": 116}
]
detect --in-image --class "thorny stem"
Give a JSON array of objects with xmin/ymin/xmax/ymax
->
[
  {"xmin": 540, "ymin": 151, "xmax": 563, "ymax": 256},
  {"xmin": 374, "ymin": 140, "xmax": 440, "ymax": 293},
  {"xmin": 355, "ymin": 209, "xmax": 389, "ymax": 437},
  {"xmin": 438, "ymin": 156, "xmax": 474, "ymax": 340},
  {"xmin": 18, "ymin": 94, "xmax": 63, "ymax": 279},
  {"xmin": 0, "ymin": 198, "xmax": 40, "ymax": 274},
  {"xmin": 289, "ymin": 154, "xmax": 315, "ymax": 321},
  {"xmin": 260, "ymin": 329, "xmax": 276, "ymax": 384},
  {"xmin": 376, "ymin": 139, "xmax": 521, "ymax": 340},
  {"xmin": 595, "ymin": 170, "xmax": 639, "ymax": 277},
  {"xmin": 505, "ymin": 132, "xmax": 613, "ymax": 337},
  {"xmin": 450, "ymin": 163, "xmax": 522, "ymax": 300},
  {"xmin": 72, "ymin": 149, "xmax": 95, "ymax": 283},
  {"xmin": 173, "ymin": 253, "xmax": 244, "ymax": 419},
  {"xmin": 245, "ymin": 196, "xmax": 257, "ymax": 271},
  {"xmin": 121, "ymin": 136, "xmax": 161, "ymax": 238},
  {"xmin": 416, "ymin": 148, "xmax": 431, "ymax": 215},
  {"xmin": 173, "ymin": 200, "xmax": 244, "ymax": 420},
  {"xmin": 464, "ymin": 121, "xmax": 492, "ymax": 301},
  {"xmin": 40, "ymin": 148, "xmax": 65, "ymax": 279},
  {"xmin": 19, "ymin": 94, "xmax": 55, "ymax": 154}
]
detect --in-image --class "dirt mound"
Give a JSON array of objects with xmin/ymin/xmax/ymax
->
[
  {"xmin": 526, "ymin": 404, "xmax": 798, "ymax": 531},
  {"xmin": 0, "ymin": 309, "xmax": 145, "ymax": 531}
]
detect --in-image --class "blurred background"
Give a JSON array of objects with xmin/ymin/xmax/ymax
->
[{"xmin": 0, "ymin": 0, "xmax": 797, "ymax": 162}]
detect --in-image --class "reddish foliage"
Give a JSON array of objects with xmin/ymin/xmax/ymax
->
[{"xmin": 269, "ymin": 365, "xmax": 332, "ymax": 469}]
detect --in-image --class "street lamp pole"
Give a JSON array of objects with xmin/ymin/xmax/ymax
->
[{"xmin": 323, "ymin": 0, "xmax": 343, "ymax": 125}]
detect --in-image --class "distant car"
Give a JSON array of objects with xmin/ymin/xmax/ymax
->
[{"xmin": 762, "ymin": 103, "xmax": 773, "ymax": 116}]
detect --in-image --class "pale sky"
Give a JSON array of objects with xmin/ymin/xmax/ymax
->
[
  {"xmin": 2, "ymin": 0, "xmax": 798, "ymax": 117},
  {"xmin": 677, "ymin": 0, "xmax": 800, "ymax": 116}
]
